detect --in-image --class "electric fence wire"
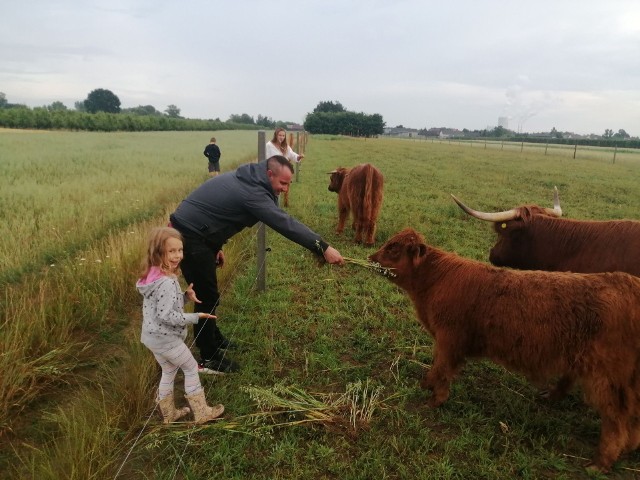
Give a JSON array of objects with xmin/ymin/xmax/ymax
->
[{"xmin": 114, "ymin": 226, "xmax": 267, "ymax": 479}]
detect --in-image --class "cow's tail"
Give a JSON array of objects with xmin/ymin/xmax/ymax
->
[{"xmin": 362, "ymin": 164, "xmax": 375, "ymax": 221}]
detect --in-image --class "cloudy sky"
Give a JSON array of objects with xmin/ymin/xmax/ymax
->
[{"xmin": 2, "ymin": 0, "xmax": 640, "ymax": 136}]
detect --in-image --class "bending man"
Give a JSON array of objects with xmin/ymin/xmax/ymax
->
[{"xmin": 170, "ymin": 155, "xmax": 344, "ymax": 374}]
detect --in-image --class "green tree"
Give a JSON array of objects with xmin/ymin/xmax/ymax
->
[
  {"xmin": 489, "ymin": 126, "xmax": 510, "ymax": 137},
  {"xmin": 124, "ymin": 105, "xmax": 161, "ymax": 116},
  {"xmin": 603, "ymin": 129, "xmax": 613, "ymax": 138},
  {"xmin": 164, "ymin": 104, "xmax": 181, "ymax": 118},
  {"xmin": 228, "ymin": 113, "xmax": 254, "ymax": 124},
  {"xmin": 84, "ymin": 89, "xmax": 121, "ymax": 113},
  {"xmin": 0, "ymin": 92, "xmax": 7, "ymax": 108},
  {"xmin": 613, "ymin": 129, "xmax": 630, "ymax": 139},
  {"xmin": 550, "ymin": 127, "xmax": 562, "ymax": 139},
  {"xmin": 304, "ymin": 110, "xmax": 384, "ymax": 136},
  {"xmin": 313, "ymin": 100, "xmax": 345, "ymax": 113},
  {"xmin": 47, "ymin": 101, "xmax": 68, "ymax": 112},
  {"xmin": 256, "ymin": 114, "xmax": 275, "ymax": 128}
]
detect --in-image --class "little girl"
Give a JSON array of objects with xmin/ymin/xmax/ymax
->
[{"xmin": 137, "ymin": 227, "xmax": 224, "ymax": 424}]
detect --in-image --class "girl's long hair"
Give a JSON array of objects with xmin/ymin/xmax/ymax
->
[
  {"xmin": 271, "ymin": 127, "xmax": 288, "ymax": 154},
  {"xmin": 140, "ymin": 227, "xmax": 183, "ymax": 279}
]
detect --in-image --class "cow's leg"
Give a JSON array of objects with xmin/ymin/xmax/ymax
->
[
  {"xmin": 628, "ymin": 364, "xmax": 640, "ymax": 453},
  {"xmin": 624, "ymin": 415, "xmax": 640, "ymax": 453},
  {"xmin": 354, "ymin": 218, "xmax": 363, "ymax": 243},
  {"xmin": 364, "ymin": 220, "xmax": 376, "ymax": 246},
  {"xmin": 421, "ymin": 338, "xmax": 465, "ymax": 408},
  {"xmin": 589, "ymin": 414, "xmax": 629, "ymax": 473},
  {"xmin": 336, "ymin": 203, "xmax": 349, "ymax": 235},
  {"xmin": 584, "ymin": 381, "xmax": 631, "ymax": 472}
]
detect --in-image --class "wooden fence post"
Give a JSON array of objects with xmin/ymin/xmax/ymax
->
[
  {"xmin": 573, "ymin": 143, "xmax": 577, "ymax": 159},
  {"xmin": 520, "ymin": 141, "xmax": 524, "ymax": 153},
  {"xmin": 295, "ymin": 132, "xmax": 300, "ymax": 182},
  {"xmin": 545, "ymin": 143, "xmax": 548, "ymax": 155},
  {"xmin": 257, "ymin": 131, "xmax": 266, "ymax": 292},
  {"xmin": 613, "ymin": 144, "xmax": 617, "ymax": 164}
]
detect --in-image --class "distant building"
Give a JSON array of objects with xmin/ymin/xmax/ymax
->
[{"xmin": 383, "ymin": 127, "xmax": 419, "ymax": 137}]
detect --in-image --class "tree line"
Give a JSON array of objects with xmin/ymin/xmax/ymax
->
[
  {"xmin": 1, "ymin": 90, "xmax": 386, "ymax": 135},
  {"xmin": 303, "ymin": 101, "xmax": 385, "ymax": 137},
  {"xmin": 0, "ymin": 90, "xmax": 290, "ymax": 132}
]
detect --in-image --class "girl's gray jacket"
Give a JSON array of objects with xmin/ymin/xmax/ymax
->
[
  {"xmin": 137, "ymin": 275, "xmax": 199, "ymax": 350},
  {"xmin": 170, "ymin": 159, "xmax": 328, "ymax": 254}
]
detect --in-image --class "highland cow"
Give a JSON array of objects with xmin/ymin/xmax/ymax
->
[
  {"xmin": 451, "ymin": 188, "xmax": 640, "ymax": 276},
  {"xmin": 369, "ymin": 227, "xmax": 640, "ymax": 472},
  {"xmin": 328, "ymin": 163, "xmax": 384, "ymax": 246}
]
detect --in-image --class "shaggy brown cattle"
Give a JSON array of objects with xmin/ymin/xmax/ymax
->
[
  {"xmin": 451, "ymin": 188, "xmax": 640, "ymax": 276},
  {"xmin": 328, "ymin": 163, "xmax": 384, "ymax": 246},
  {"xmin": 369, "ymin": 228, "xmax": 640, "ymax": 472}
]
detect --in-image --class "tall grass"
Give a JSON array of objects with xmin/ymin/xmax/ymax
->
[
  {"xmin": 3, "ymin": 132, "xmax": 640, "ymax": 479},
  {"xmin": 2, "ymin": 211, "xmax": 254, "ymax": 478},
  {"xmin": 0, "ymin": 129, "xmax": 257, "ymax": 283},
  {"xmin": 0, "ymin": 130, "xmax": 258, "ymax": 476}
]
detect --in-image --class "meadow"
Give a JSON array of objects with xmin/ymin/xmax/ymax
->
[{"xmin": 1, "ymin": 130, "xmax": 640, "ymax": 479}]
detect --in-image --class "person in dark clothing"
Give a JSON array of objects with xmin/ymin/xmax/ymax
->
[
  {"xmin": 170, "ymin": 155, "xmax": 344, "ymax": 374},
  {"xmin": 203, "ymin": 137, "xmax": 221, "ymax": 177}
]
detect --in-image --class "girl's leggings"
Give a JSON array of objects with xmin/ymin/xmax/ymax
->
[{"xmin": 148, "ymin": 342, "xmax": 202, "ymax": 400}]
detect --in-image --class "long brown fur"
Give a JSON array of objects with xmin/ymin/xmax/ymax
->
[
  {"xmin": 328, "ymin": 163, "xmax": 384, "ymax": 246},
  {"xmin": 489, "ymin": 206, "xmax": 640, "ymax": 276},
  {"xmin": 370, "ymin": 227, "xmax": 640, "ymax": 472}
]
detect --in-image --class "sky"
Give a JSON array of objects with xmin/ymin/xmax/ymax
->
[{"xmin": 2, "ymin": 0, "xmax": 640, "ymax": 136}]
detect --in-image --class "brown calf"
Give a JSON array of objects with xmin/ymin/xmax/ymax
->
[
  {"xmin": 328, "ymin": 163, "xmax": 384, "ymax": 246},
  {"xmin": 369, "ymin": 227, "xmax": 640, "ymax": 472}
]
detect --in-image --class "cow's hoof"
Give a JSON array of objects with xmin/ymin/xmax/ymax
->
[{"xmin": 585, "ymin": 463, "xmax": 608, "ymax": 474}]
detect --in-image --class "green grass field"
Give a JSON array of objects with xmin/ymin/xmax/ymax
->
[{"xmin": 1, "ymin": 131, "xmax": 639, "ymax": 479}]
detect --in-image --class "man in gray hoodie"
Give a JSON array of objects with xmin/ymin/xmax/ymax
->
[{"xmin": 170, "ymin": 155, "xmax": 344, "ymax": 374}]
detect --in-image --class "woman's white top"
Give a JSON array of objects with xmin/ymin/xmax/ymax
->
[{"xmin": 266, "ymin": 141, "xmax": 301, "ymax": 163}]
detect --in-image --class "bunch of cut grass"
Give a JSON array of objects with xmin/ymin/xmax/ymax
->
[
  {"xmin": 239, "ymin": 380, "xmax": 387, "ymax": 433},
  {"xmin": 343, "ymin": 257, "xmax": 396, "ymax": 278}
]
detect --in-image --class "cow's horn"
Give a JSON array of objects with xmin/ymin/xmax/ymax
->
[
  {"xmin": 326, "ymin": 170, "xmax": 337, "ymax": 174},
  {"xmin": 542, "ymin": 186, "xmax": 562, "ymax": 217},
  {"xmin": 450, "ymin": 194, "xmax": 519, "ymax": 222}
]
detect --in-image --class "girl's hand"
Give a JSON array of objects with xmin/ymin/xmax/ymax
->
[
  {"xmin": 198, "ymin": 313, "xmax": 217, "ymax": 320},
  {"xmin": 185, "ymin": 283, "xmax": 201, "ymax": 303},
  {"xmin": 216, "ymin": 250, "xmax": 225, "ymax": 268}
]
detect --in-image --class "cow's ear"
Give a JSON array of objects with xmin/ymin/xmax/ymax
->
[{"xmin": 410, "ymin": 242, "xmax": 427, "ymax": 265}]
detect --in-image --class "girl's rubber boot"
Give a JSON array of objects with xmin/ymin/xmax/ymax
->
[
  {"xmin": 184, "ymin": 390, "xmax": 224, "ymax": 424},
  {"xmin": 157, "ymin": 393, "xmax": 191, "ymax": 424}
]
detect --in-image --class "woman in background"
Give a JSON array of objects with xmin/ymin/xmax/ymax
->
[{"xmin": 266, "ymin": 128, "xmax": 304, "ymax": 163}]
